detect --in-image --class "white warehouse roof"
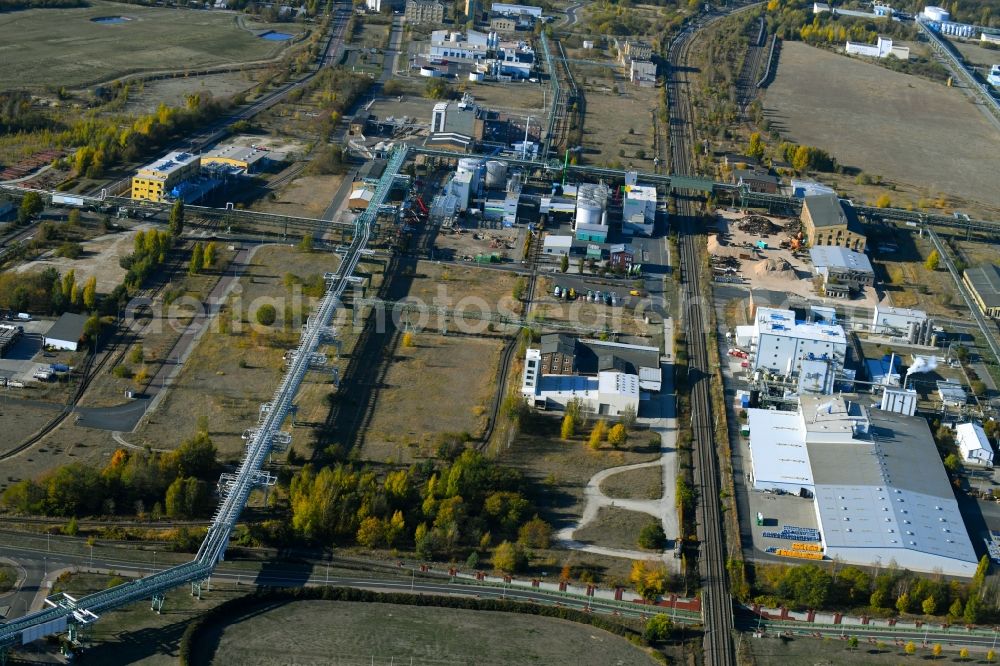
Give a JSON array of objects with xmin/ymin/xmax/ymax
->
[
  {"xmin": 956, "ymin": 422, "xmax": 994, "ymax": 465},
  {"xmin": 747, "ymin": 395, "xmax": 979, "ymax": 576},
  {"xmin": 754, "ymin": 307, "xmax": 847, "ymax": 345},
  {"xmin": 809, "ymin": 245, "xmax": 874, "ymax": 274}
]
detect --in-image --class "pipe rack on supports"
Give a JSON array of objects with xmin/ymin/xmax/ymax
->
[
  {"xmin": 0, "ymin": 145, "xmax": 409, "ymax": 652},
  {"xmin": 917, "ymin": 19, "xmax": 1000, "ymax": 124}
]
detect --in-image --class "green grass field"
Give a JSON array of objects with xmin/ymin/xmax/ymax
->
[
  {"xmin": 0, "ymin": 1, "xmax": 301, "ymax": 90},
  {"xmin": 196, "ymin": 600, "xmax": 659, "ymax": 665}
]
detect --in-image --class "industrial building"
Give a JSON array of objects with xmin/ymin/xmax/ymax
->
[
  {"xmin": 573, "ymin": 183, "xmax": 609, "ymax": 243},
  {"xmin": 131, "ymin": 151, "xmax": 201, "ymax": 202},
  {"xmin": 520, "ymin": 334, "xmax": 662, "ymax": 415},
  {"xmin": 938, "ymin": 380, "xmax": 968, "ymax": 407},
  {"xmin": 800, "ymin": 193, "xmax": 866, "ymax": 251},
  {"xmin": 963, "ymin": 264, "xmax": 1000, "ymax": 318},
  {"xmin": 747, "ymin": 394, "xmax": 979, "ymax": 576},
  {"xmin": 353, "ymin": 159, "xmax": 387, "ymax": 190},
  {"xmin": 865, "ymin": 354, "xmax": 901, "ymax": 387},
  {"xmin": 734, "ymin": 169, "xmax": 779, "ymax": 194},
  {"xmin": 542, "ymin": 235, "xmax": 573, "ymax": 256},
  {"xmin": 426, "ymin": 98, "xmax": 493, "ymax": 152},
  {"xmin": 629, "ymin": 59, "xmax": 656, "ymax": 87},
  {"xmin": 618, "ymin": 39, "xmax": 652, "ymax": 63},
  {"xmin": 922, "ymin": 5, "xmax": 950, "ymax": 21},
  {"xmin": 871, "ymin": 305, "xmax": 933, "ymax": 344},
  {"xmin": 622, "ymin": 172, "xmax": 656, "ymax": 236},
  {"xmin": 428, "ymin": 29, "xmax": 496, "ymax": 60},
  {"xmin": 490, "ymin": 2, "xmax": 541, "ymax": 17},
  {"xmin": 956, "ymin": 422, "xmax": 994, "ymax": 466},
  {"xmin": 809, "ymin": 245, "xmax": 874, "ymax": 297},
  {"xmin": 845, "ymin": 36, "xmax": 909, "ymax": 60},
  {"xmin": 405, "ymin": 0, "xmax": 445, "ymax": 24},
  {"xmin": 44, "ymin": 313, "xmax": 89, "ymax": 352},
  {"xmin": 200, "ymin": 144, "xmax": 270, "ymax": 173},
  {"xmin": 740, "ymin": 307, "xmax": 847, "ymax": 394},
  {"xmin": 609, "ymin": 244, "xmax": 634, "ymax": 271}
]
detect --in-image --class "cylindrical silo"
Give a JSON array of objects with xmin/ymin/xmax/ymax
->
[{"xmin": 576, "ymin": 198, "xmax": 603, "ymax": 229}]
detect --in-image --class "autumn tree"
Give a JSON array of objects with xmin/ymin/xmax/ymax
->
[
  {"xmin": 517, "ymin": 516, "xmax": 552, "ymax": 548},
  {"xmin": 748, "ymin": 132, "xmax": 766, "ymax": 161},
  {"xmin": 356, "ymin": 516, "xmax": 387, "ymax": 548},
  {"xmin": 189, "ymin": 242, "xmax": 204, "ymax": 275},
  {"xmin": 492, "ymin": 540, "xmax": 526, "ymax": 573},
  {"xmin": 922, "ymin": 595, "xmax": 937, "ymax": 616},
  {"xmin": 203, "ymin": 241, "xmax": 217, "ymax": 268},
  {"xmin": 925, "ymin": 250, "xmax": 940, "ymax": 271},
  {"xmin": 82, "ymin": 276, "xmax": 97, "ymax": 311},
  {"xmin": 561, "ymin": 413, "xmax": 575, "ymax": 439},
  {"xmin": 168, "ymin": 199, "xmax": 184, "ymax": 238},
  {"xmin": 607, "ymin": 423, "xmax": 628, "ymax": 448},
  {"xmin": 904, "ymin": 641, "xmax": 916, "ymax": 656},
  {"xmin": 588, "ymin": 420, "xmax": 607, "ymax": 449}
]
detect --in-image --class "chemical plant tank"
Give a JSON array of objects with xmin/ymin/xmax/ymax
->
[
  {"xmin": 575, "ymin": 183, "xmax": 608, "ymax": 229},
  {"xmin": 484, "ymin": 160, "xmax": 507, "ymax": 188},
  {"xmin": 575, "ymin": 197, "xmax": 604, "ymax": 228}
]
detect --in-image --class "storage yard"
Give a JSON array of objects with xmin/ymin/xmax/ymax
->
[{"xmin": 765, "ymin": 41, "xmax": 1000, "ymax": 214}]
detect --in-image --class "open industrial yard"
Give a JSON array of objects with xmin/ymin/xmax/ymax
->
[
  {"xmin": 0, "ymin": 1, "xmax": 300, "ymax": 90},
  {"xmin": 765, "ymin": 41, "xmax": 1000, "ymax": 214}
]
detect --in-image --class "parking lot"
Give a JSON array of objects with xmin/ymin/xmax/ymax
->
[{"xmin": 0, "ymin": 318, "xmax": 77, "ymax": 384}]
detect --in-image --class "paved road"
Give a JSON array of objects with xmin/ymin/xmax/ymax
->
[{"xmin": 562, "ymin": 2, "xmax": 583, "ymax": 26}]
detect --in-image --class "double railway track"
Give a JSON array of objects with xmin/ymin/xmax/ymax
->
[{"xmin": 666, "ymin": 8, "xmax": 763, "ymax": 665}]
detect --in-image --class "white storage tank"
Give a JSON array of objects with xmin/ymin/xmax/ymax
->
[
  {"xmin": 484, "ymin": 160, "xmax": 507, "ymax": 188},
  {"xmin": 469, "ymin": 71, "xmax": 484, "ymax": 82},
  {"xmin": 576, "ymin": 197, "xmax": 603, "ymax": 229},
  {"xmin": 419, "ymin": 66, "xmax": 443, "ymax": 78}
]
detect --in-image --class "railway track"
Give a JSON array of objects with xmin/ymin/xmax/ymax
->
[
  {"xmin": 479, "ymin": 227, "xmax": 541, "ymax": 449},
  {"xmin": 666, "ymin": 8, "xmax": 762, "ymax": 665},
  {"xmin": 735, "ymin": 16, "xmax": 767, "ymax": 118}
]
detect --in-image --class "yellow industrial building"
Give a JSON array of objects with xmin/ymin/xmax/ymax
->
[
  {"xmin": 131, "ymin": 151, "xmax": 201, "ymax": 202},
  {"xmin": 200, "ymin": 144, "xmax": 270, "ymax": 173}
]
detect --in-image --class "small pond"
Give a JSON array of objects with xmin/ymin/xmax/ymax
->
[{"xmin": 259, "ymin": 30, "xmax": 293, "ymax": 41}]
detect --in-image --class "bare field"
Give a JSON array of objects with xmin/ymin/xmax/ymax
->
[
  {"xmin": 196, "ymin": 600, "xmax": 658, "ymax": 666},
  {"xmin": 131, "ymin": 246, "xmax": 341, "ymax": 459},
  {"xmin": 577, "ymin": 63, "xmax": 660, "ymax": 168},
  {"xmin": 946, "ymin": 37, "xmax": 999, "ymax": 68},
  {"xmin": 361, "ymin": 334, "xmax": 502, "ymax": 462},
  {"xmin": 0, "ymin": 1, "xmax": 300, "ymax": 90},
  {"xmin": 123, "ymin": 71, "xmax": 259, "ymax": 114},
  {"xmin": 765, "ymin": 42, "xmax": 1000, "ymax": 212},
  {"xmin": 256, "ymin": 175, "xmax": 344, "ymax": 219},
  {"xmin": 574, "ymin": 506, "xmax": 656, "ymax": 551},
  {"xmin": 463, "ymin": 80, "xmax": 548, "ymax": 116},
  {"xmin": 405, "ymin": 261, "xmax": 519, "ymax": 309},
  {"xmin": 599, "ymin": 465, "xmax": 663, "ymax": 500}
]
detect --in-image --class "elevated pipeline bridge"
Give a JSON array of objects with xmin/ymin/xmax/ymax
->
[{"xmin": 0, "ymin": 145, "xmax": 410, "ymax": 659}]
